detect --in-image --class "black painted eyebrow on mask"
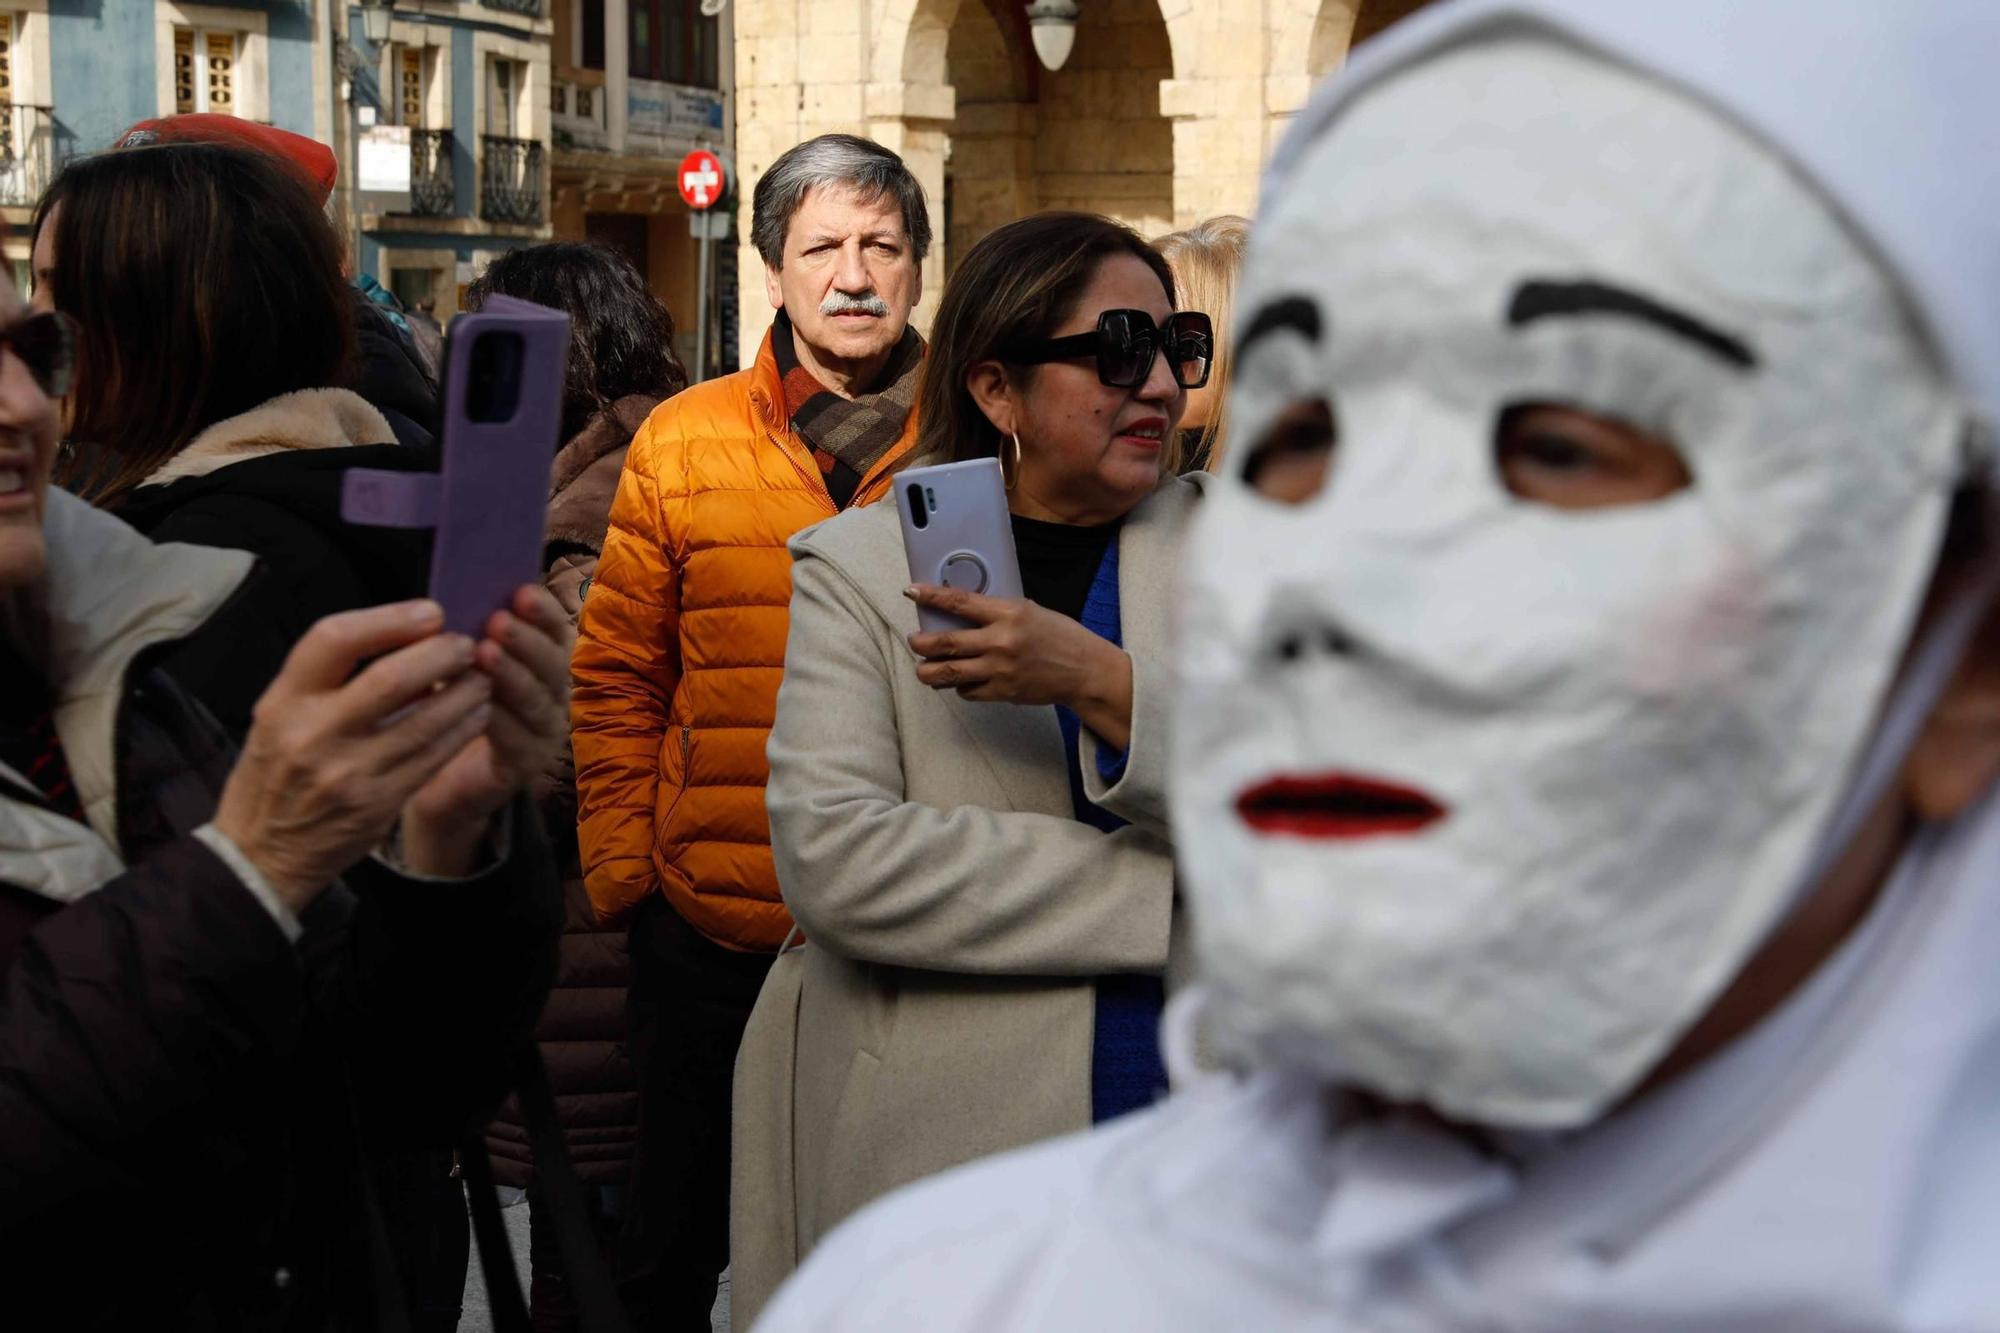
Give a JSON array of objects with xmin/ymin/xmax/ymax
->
[
  {"xmin": 1237, "ymin": 295, "xmax": 1325, "ymax": 359},
  {"xmin": 1508, "ymin": 279, "xmax": 1758, "ymax": 369}
]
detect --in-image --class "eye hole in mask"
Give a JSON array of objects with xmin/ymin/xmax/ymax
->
[
  {"xmin": 1494, "ymin": 402, "xmax": 1693, "ymax": 510},
  {"xmin": 1243, "ymin": 397, "xmax": 1337, "ymax": 503}
]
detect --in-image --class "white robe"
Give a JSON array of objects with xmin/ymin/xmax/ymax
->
[{"xmin": 757, "ymin": 792, "xmax": 2000, "ymax": 1331}]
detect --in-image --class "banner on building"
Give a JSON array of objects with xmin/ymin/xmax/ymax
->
[
  {"xmin": 626, "ymin": 79, "xmax": 726, "ymax": 156},
  {"xmin": 357, "ymin": 124, "xmax": 413, "ymax": 214}
]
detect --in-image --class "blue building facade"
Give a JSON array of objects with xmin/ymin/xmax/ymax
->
[
  {"xmin": 343, "ymin": 0, "xmax": 554, "ymax": 320},
  {"xmin": 2, "ymin": 2, "xmax": 328, "ymax": 279},
  {"xmin": 48, "ymin": 0, "xmax": 322, "ymax": 155},
  {"xmin": 3, "ymin": 2, "xmax": 554, "ymax": 318}
]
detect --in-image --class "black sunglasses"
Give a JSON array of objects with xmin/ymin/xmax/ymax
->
[
  {"xmin": 0, "ymin": 310, "xmax": 76, "ymax": 398},
  {"xmin": 1004, "ymin": 309, "xmax": 1213, "ymax": 390}
]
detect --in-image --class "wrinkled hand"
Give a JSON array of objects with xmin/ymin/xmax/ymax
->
[
  {"xmin": 213, "ymin": 600, "xmax": 494, "ymax": 913},
  {"xmin": 904, "ymin": 583, "xmax": 1134, "ymax": 751},
  {"xmin": 402, "ymin": 585, "xmax": 574, "ymax": 873}
]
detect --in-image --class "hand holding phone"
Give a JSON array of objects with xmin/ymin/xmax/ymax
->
[
  {"xmin": 894, "ymin": 458, "xmax": 1024, "ymax": 633},
  {"xmin": 339, "ymin": 295, "xmax": 577, "ymax": 850},
  {"xmin": 894, "ymin": 457, "xmax": 1134, "ymax": 745},
  {"xmin": 341, "ymin": 294, "xmax": 571, "ymax": 637}
]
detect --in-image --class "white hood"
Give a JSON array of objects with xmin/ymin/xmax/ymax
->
[{"xmin": 1276, "ymin": 0, "xmax": 2000, "ymax": 428}]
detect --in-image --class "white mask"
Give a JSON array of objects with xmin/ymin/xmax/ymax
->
[{"xmin": 1175, "ymin": 34, "xmax": 1967, "ymax": 1129}]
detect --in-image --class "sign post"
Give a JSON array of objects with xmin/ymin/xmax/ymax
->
[{"xmin": 678, "ymin": 148, "xmax": 729, "ymax": 383}]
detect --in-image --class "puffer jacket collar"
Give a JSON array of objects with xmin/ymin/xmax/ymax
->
[
  {"xmin": 744, "ymin": 324, "xmax": 927, "ymax": 508},
  {"xmin": 745, "ymin": 326, "xmax": 789, "ymax": 436},
  {"xmin": 0, "ymin": 491, "xmax": 251, "ymax": 895},
  {"xmin": 139, "ymin": 387, "xmax": 395, "ymax": 488}
]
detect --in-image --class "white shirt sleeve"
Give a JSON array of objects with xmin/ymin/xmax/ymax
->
[{"xmin": 191, "ymin": 822, "xmax": 303, "ymax": 944}]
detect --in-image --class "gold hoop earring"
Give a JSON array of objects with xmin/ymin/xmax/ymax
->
[{"xmin": 1001, "ymin": 431, "xmax": 1022, "ymax": 492}]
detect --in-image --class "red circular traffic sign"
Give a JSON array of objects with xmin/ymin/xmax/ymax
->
[{"xmin": 678, "ymin": 150, "xmax": 727, "ymax": 210}]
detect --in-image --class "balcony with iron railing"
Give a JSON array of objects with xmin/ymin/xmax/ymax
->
[
  {"xmin": 0, "ymin": 105, "xmax": 58, "ymax": 208},
  {"xmin": 480, "ymin": 135, "xmax": 544, "ymax": 225},
  {"xmin": 479, "ymin": 0, "xmax": 545, "ymax": 15},
  {"xmin": 410, "ymin": 128, "xmax": 454, "ymax": 217}
]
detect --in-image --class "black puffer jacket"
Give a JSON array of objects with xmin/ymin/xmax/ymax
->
[{"xmin": 0, "ymin": 493, "xmax": 560, "ymax": 1330}]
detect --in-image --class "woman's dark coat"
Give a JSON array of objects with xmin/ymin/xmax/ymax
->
[
  {"xmin": 485, "ymin": 394, "xmax": 661, "ymax": 1192},
  {"xmin": 0, "ymin": 493, "xmax": 559, "ymax": 1329}
]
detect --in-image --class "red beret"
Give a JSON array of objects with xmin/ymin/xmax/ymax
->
[{"xmin": 114, "ymin": 114, "xmax": 338, "ymax": 207}]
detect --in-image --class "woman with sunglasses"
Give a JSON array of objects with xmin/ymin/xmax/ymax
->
[
  {"xmin": 28, "ymin": 143, "xmax": 441, "ymax": 742},
  {"xmin": 0, "ymin": 186, "xmax": 569, "ymax": 1325},
  {"xmin": 731, "ymin": 211, "xmax": 1207, "ymax": 1319}
]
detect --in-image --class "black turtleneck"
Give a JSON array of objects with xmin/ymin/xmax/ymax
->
[{"xmin": 1011, "ymin": 513, "xmax": 1119, "ymax": 618}]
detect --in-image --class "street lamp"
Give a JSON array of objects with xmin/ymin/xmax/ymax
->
[
  {"xmin": 340, "ymin": 0, "xmax": 402, "ymax": 274},
  {"xmin": 358, "ymin": 0, "xmax": 397, "ymax": 49},
  {"xmin": 1026, "ymin": 0, "xmax": 1080, "ymax": 72}
]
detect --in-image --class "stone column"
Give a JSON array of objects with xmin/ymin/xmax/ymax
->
[
  {"xmin": 865, "ymin": 83, "xmax": 953, "ymax": 336},
  {"xmin": 1159, "ymin": 0, "xmax": 1268, "ymax": 227},
  {"xmin": 732, "ymin": 0, "xmax": 889, "ymax": 366},
  {"xmin": 607, "ymin": 0, "xmax": 629, "ymax": 153}
]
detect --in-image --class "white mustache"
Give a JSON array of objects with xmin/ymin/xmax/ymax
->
[{"xmin": 821, "ymin": 293, "xmax": 890, "ymax": 317}]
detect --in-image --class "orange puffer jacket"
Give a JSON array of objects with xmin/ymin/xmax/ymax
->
[{"xmin": 572, "ymin": 330, "xmax": 920, "ymax": 951}]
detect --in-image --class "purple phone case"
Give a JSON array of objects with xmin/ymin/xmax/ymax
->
[{"xmin": 340, "ymin": 295, "xmax": 571, "ymax": 638}]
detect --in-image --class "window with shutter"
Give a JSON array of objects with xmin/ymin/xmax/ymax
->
[
  {"xmin": 174, "ymin": 28, "xmax": 196, "ymax": 114},
  {"xmin": 0, "ymin": 16, "xmax": 13, "ymax": 163},
  {"xmin": 401, "ymin": 46, "xmax": 424, "ymax": 126},
  {"xmin": 205, "ymin": 33, "xmax": 234, "ymax": 113}
]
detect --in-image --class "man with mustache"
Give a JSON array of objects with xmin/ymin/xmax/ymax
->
[
  {"xmin": 753, "ymin": 3, "xmax": 2000, "ymax": 1329},
  {"xmin": 571, "ymin": 133, "xmax": 928, "ymax": 1328}
]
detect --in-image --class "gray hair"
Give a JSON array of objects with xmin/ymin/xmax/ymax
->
[{"xmin": 751, "ymin": 134, "xmax": 932, "ymax": 268}]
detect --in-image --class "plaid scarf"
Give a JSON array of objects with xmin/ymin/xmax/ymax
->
[{"xmin": 773, "ymin": 310, "xmax": 924, "ymax": 509}]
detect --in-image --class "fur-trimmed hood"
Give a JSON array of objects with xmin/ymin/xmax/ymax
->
[
  {"xmin": 140, "ymin": 387, "xmax": 394, "ymax": 489},
  {"xmin": 545, "ymin": 394, "xmax": 659, "ymax": 555}
]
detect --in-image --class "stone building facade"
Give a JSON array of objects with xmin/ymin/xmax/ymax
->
[{"xmin": 729, "ymin": 0, "xmax": 1432, "ymax": 365}]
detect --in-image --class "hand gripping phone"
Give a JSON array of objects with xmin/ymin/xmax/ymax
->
[
  {"xmin": 894, "ymin": 458, "xmax": 1025, "ymax": 633},
  {"xmin": 340, "ymin": 295, "xmax": 571, "ymax": 637}
]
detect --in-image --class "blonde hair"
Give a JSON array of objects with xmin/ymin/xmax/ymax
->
[{"xmin": 1154, "ymin": 215, "xmax": 1249, "ymax": 470}]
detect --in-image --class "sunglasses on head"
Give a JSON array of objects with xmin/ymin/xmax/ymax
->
[
  {"xmin": 0, "ymin": 310, "xmax": 76, "ymax": 398},
  {"xmin": 1004, "ymin": 309, "xmax": 1214, "ymax": 390}
]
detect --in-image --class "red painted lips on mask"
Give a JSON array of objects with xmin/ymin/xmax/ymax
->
[{"xmin": 1235, "ymin": 773, "xmax": 1447, "ymax": 839}]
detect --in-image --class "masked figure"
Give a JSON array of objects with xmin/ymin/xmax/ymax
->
[{"xmin": 754, "ymin": 2, "xmax": 2000, "ymax": 1329}]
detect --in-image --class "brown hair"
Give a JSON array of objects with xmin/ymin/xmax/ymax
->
[
  {"xmin": 1154, "ymin": 215, "xmax": 1248, "ymax": 470},
  {"xmin": 34, "ymin": 143, "xmax": 355, "ymax": 503},
  {"xmin": 466, "ymin": 241, "xmax": 688, "ymax": 444},
  {"xmin": 913, "ymin": 211, "xmax": 1182, "ymax": 473}
]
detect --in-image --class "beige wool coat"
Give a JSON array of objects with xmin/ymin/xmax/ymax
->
[{"xmin": 730, "ymin": 474, "xmax": 1201, "ymax": 1323}]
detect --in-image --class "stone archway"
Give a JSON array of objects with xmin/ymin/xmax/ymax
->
[
  {"xmin": 730, "ymin": 0, "xmax": 1444, "ymax": 363},
  {"xmin": 1245, "ymin": 0, "xmax": 1438, "ymax": 212},
  {"xmin": 1300, "ymin": 0, "xmax": 1441, "ymax": 84},
  {"xmin": 882, "ymin": 0, "xmax": 1179, "ymax": 293},
  {"xmin": 1026, "ymin": 0, "xmax": 1176, "ymax": 237},
  {"xmin": 938, "ymin": 0, "xmax": 1037, "ymax": 281}
]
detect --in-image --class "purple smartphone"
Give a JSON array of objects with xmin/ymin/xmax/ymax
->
[{"xmin": 342, "ymin": 295, "xmax": 571, "ymax": 637}]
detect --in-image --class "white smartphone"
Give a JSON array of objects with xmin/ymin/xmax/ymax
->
[{"xmin": 894, "ymin": 457, "xmax": 1025, "ymax": 633}]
